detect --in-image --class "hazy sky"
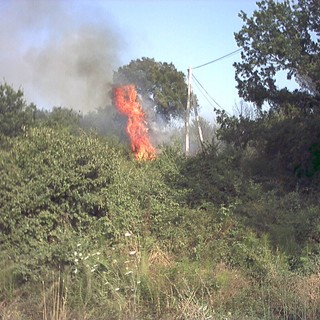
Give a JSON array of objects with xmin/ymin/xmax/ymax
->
[{"xmin": 0, "ymin": 0, "xmax": 259, "ymax": 119}]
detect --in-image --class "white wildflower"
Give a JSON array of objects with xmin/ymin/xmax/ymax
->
[
  {"xmin": 124, "ymin": 232, "xmax": 132, "ymax": 237},
  {"xmin": 129, "ymin": 250, "xmax": 137, "ymax": 256}
]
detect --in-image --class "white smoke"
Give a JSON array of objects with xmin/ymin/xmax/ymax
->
[{"xmin": 0, "ymin": 0, "xmax": 123, "ymax": 113}]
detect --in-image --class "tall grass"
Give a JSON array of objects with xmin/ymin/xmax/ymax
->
[
  {"xmin": 0, "ymin": 251, "xmax": 320, "ymax": 319},
  {"xmin": 42, "ymin": 270, "xmax": 67, "ymax": 320}
]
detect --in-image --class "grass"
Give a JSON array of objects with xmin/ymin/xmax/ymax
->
[
  {"xmin": 1, "ymin": 217, "xmax": 319, "ymax": 320},
  {"xmin": 0, "ymin": 250, "xmax": 320, "ymax": 319},
  {"xmin": 41, "ymin": 270, "xmax": 67, "ymax": 320}
]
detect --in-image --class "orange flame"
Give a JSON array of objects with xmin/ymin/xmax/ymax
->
[{"xmin": 114, "ymin": 84, "xmax": 156, "ymax": 161}]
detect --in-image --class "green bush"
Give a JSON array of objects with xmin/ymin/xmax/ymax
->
[
  {"xmin": 0, "ymin": 127, "xmax": 136, "ymax": 279},
  {"xmin": 1, "ymin": 117, "xmax": 320, "ymax": 319}
]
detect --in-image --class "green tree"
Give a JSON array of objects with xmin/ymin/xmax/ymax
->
[
  {"xmin": 35, "ymin": 106, "xmax": 81, "ymax": 132},
  {"xmin": 234, "ymin": 0, "xmax": 320, "ymax": 113},
  {"xmin": 113, "ymin": 57, "xmax": 187, "ymax": 122},
  {"xmin": 216, "ymin": 104, "xmax": 320, "ymax": 186},
  {"xmin": 0, "ymin": 83, "xmax": 35, "ymax": 137},
  {"xmin": 225, "ymin": 0, "xmax": 320, "ymax": 184}
]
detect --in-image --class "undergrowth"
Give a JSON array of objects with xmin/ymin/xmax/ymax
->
[{"xmin": 0, "ymin": 127, "xmax": 320, "ymax": 319}]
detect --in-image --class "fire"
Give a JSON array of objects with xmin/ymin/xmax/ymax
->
[{"xmin": 113, "ymin": 84, "xmax": 156, "ymax": 161}]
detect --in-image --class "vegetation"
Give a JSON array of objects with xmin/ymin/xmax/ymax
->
[
  {"xmin": 0, "ymin": 83, "xmax": 35, "ymax": 138},
  {"xmin": 1, "ymin": 1, "xmax": 320, "ymax": 319},
  {"xmin": 234, "ymin": 0, "xmax": 320, "ymax": 110},
  {"xmin": 1, "ymin": 83, "xmax": 319, "ymax": 319},
  {"xmin": 113, "ymin": 57, "xmax": 188, "ymax": 122}
]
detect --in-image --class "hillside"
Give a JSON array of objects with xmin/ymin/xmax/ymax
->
[{"xmin": 0, "ymin": 84, "xmax": 319, "ymax": 320}]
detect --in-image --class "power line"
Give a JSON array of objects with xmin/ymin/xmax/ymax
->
[
  {"xmin": 192, "ymin": 48, "xmax": 242, "ymax": 70},
  {"xmin": 192, "ymin": 77, "xmax": 217, "ymax": 110},
  {"xmin": 192, "ymin": 74, "xmax": 232, "ymax": 116},
  {"xmin": 192, "ymin": 74, "xmax": 222, "ymax": 109}
]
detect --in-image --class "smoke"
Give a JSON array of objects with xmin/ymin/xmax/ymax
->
[
  {"xmin": 137, "ymin": 95, "xmax": 182, "ymax": 148},
  {"xmin": 0, "ymin": 0, "xmax": 122, "ymax": 113}
]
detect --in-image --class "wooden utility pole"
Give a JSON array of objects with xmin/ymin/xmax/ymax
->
[
  {"xmin": 194, "ymin": 102, "xmax": 204, "ymax": 150},
  {"xmin": 185, "ymin": 67, "xmax": 192, "ymax": 157}
]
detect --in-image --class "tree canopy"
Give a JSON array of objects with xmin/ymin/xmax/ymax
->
[
  {"xmin": 222, "ymin": 0, "xmax": 320, "ymax": 184},
  {"xmin": 0, "ymin": 83, "xmax": 35, "ymax": 137},
  {"xmin": 113, "ymin": 57, "xmax": 187, "ymax": 122},
  {"xmin": 234, "ymin": 0, "xmax": 320, "ymax": 113}
]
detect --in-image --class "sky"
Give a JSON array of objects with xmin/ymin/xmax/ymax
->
[{"xmin": 0, "ymin": 0, "xmax": 259, "ymax": 121}]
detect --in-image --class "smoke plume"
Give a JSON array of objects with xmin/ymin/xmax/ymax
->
[{"xmin": 0, "ymin": 0, "xmax": 122, "ymax": 113}]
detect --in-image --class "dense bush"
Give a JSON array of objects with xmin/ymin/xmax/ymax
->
[
  {"xmin": 0, "ymin": 126, "xmax": 188, "ymax": 280},
  {"xmin": 1, "ymin": 84, "xmax": 320, "ymax": 319},
  {"xmin": 0, "ymin": 127, "xmax": 125, "ymax": 278}
]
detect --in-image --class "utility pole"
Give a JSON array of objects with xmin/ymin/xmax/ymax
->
[
  {"xmin": 185, "ymin": 67, "xmax": 192, "ymax": 157},
  {"xmin": 194, "ymin": 101, "xmax": 204, "ymax": 150}
]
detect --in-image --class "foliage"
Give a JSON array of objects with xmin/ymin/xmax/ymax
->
[
  {"xmin": 35, "ymin": 106, "xmax": 81, "ymax": 131},
  {"xmin": 113, "ymin": 57, "xmax": 187, "ymax": 121},
  {"xmin": 234, "ymin": 0, "xmax": 320, "ymax": 112},
  {"xmin": 230, "ymin": 0, "xmax": 320, "ymax": 189},
  {"xmin": 216, "ymin": 106, "xmax": 320, "ymax": 187},
  {"xmin": 0, "ymin": 127, "xmax": 130, "ymax": 278},
  {"xmin": 1, "ymin": 69, "xmax": 320, "ymax": 319},
  {"xmin": 0, "ymin": 121, "xmax": 320, "ymax": 318},
  {"xmin": 179, "ymin": 138, "xmax": 252, "ymax": 207},
  {"xmin": 0, "ymin": 124, "xmax": 188, "ymax": 280},
  {"xmin": 0, "ymin": 82, "xmax": 35, "ymax": 137}
]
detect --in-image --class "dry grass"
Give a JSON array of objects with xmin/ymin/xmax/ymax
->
[
  {"xmin": 259, "ymin": 270, "xmax": 320, "ymax": 320},
  {"xmin": 0, "ymin": 252, "xmax": 319, "ymax": 320},
  {"xmin": 41, "ymin": 271, "xmax": 67, "ymax": 320},
  {"xmin": 212, "ymin": 262, "xmax": 250, "ymax": 305},
  {"xmin": 0, "ymin": 299, "xmax": 24, "ymax": 320},
  {"xmin": 148, "ymin": 245, "xmax": 172, "ymax": 269}
]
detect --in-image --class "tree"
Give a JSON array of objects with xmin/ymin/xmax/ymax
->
[
  {"xmin": 234, "ymin": 0, "xmax": 320, "ymax": 113},
  {"xmin": 224, "ymin": 0, "xmax": 320, "ymax": 185},
  {"xmin": 113, "ymin": 57, "xmax": 187, "ymax": 122},
  {"xmin": 0, "ymin": 83, "xmax": 35, "ymax": 137},
  {"xmin": 35, "ymin": 106, "xmax": 81, "ymax": 131}
]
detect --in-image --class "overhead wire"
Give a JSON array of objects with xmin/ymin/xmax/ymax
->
[
  {"xmin": 192, "ymin": 79, "xmax": 215, "ymax": 110},
  {"xmin": 192, "ymin": 74, "xmax": 221, "ymax": 110},
  {"xmin": 192, "ymin": 48, "xmax": 242, "ymax": 70},
  {"xmin": 190, "ymin": 48, "xmax": 242, "ymax": 116}
]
